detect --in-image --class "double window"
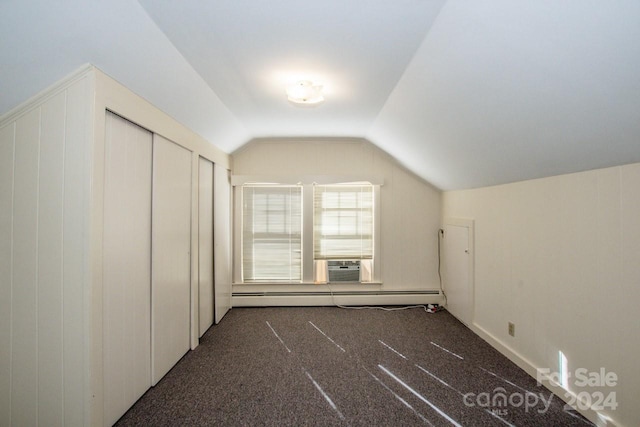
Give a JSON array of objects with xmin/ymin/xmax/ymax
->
[{"xmin": 240, "ymin": 183, "xmax": 376, "ymax": 283}]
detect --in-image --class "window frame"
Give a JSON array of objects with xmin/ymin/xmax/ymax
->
[
  {"xmin": 313, "ymin": 184, "xmax": 374, "ymax": 261},
  {"xmin": 240, "ymin": 184, "xmax": 303, "ymax": 283},
  {"xmin": 233, "ymin": 176, "xmax": 381, "ymax": 285}
]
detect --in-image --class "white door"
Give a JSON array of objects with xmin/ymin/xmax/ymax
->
[
  {"xmin": 103, "ymin": 112, "xmax": 152, "ymax": 425},
  {"xmin": 198, "ymin": 157, "xmax": 214, "ymax": 336},
  {"xmin": 213, "ymin": 164, "xmax": 232, "ymax": 323},
  {"xmin": 443, "ymin": 222, "xmax": 473, "ymax": 325},
  {"xmin": 151, "ymin": 135, "xmax": 192, "ymax": 385}
]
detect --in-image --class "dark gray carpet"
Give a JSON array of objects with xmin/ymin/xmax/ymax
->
[{"xmin": 115, "ymin": 307, "xmax": 594, "ymax": 426}]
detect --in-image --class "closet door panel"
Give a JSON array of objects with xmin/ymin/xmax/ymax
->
[
  {"xmin": 213, "ymin": 164, "xmax": 232, "ymax": 323},
  {"xmin": 198, "ymin": 158, "xmax": 214, "ymax": 336},
  {"xmin": 103, "ymin": 112, "xmax": 152, "ymax": 426},
  {"xmin": 151, "ymin": 135, "xmax": 192, "ymax": 385}
]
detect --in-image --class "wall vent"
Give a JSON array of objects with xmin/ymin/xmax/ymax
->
[{"xmin": 328, "ymin": 260, "xmax": 360, "ymax": 282}]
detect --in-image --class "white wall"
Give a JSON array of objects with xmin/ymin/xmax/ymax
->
[
  {"xmin": 232, "ymin": 138, "xmax": 442, "ymax": 304},
  {"xmin": 0, "ymin": 69, "xmax": 93, "ymax": 426},
  {"xmin": 442, "ymin": 163, "xmax": 640, "ymax": 427}
]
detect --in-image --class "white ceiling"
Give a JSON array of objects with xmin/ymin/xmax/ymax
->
[
  {"xmin": 138, "ymin": 0, "xmax": 445, "ymax": 139},
  {"xmin": 2, "ymin": 0, "xmax": 640, "ymax": 190}
]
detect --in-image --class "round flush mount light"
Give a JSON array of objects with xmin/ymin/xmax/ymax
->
[{"xmin": 286, "ymin": 80, "xmax": 324, "ymax": 105}]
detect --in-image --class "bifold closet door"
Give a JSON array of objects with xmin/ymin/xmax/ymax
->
[
  {"xmin": 151, "ymin": 135, "xmax": 192, "ymax": 385},
  {"xmin": 198, "ymin": 157, "xmax": 214, "ymax": 336},
  {"xmin": 103, "ymin": 112, "xmax": 152, "ymax": 426}
]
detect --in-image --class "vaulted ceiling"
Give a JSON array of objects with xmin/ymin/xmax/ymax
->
[{"xmin": 2, "ymin": 1, "xmax": 640, "ymax": 190}]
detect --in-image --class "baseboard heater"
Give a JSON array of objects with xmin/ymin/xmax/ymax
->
[
  {"xmin": 232, "ymin": 289, "xmax": 441, "ymax": 307},
  {"xmin": 232, "ymin": 290, "xmax": 442, "ymax": 307},
  {"xmin": 233, "ymin": 290, "xmax": 440, "ymax": 297}
]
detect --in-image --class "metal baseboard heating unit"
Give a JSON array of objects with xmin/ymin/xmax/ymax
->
[{"xmin": 328, "ymin": 260, "xmax": 360, "ymax": 283}]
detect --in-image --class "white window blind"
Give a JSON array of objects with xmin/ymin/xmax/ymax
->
[
  {"xmin": 313, "ymin": 185, "xmax": 373, "ymax": 260},
  {"xmin": 242, "ymin": 186, "xmax": 302, "ymax": 282}
]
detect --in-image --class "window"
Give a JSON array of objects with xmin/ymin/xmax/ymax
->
[
  {"xmin": 235, "ymin": 178, "xmax": 380, "ymax": 284},
  {"xmin": 313, "ymin": 185, "xmax": 373, "ymax": 260},
  {"xmin": 242, "ymin": 185, "xmax": 302, "ymax": 282}
]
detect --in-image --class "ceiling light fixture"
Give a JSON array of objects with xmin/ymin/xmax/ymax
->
[{"xmin": 286, "ymin": 80, "xmax": 324, "ymax": 105}]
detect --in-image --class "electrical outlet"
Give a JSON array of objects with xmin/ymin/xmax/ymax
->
[{"xmin": 508, "ymin": 322, "xmax": 515, "ymax": 337}]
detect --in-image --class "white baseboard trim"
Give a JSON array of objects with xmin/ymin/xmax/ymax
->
[{"xmin": 469, "ymin": 322, "xmax": 620, "ymax": 427}]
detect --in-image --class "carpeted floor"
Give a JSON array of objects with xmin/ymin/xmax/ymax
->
[{"xmin": 115, "ymin": 306, "xmax": 594, "ymax": 426}]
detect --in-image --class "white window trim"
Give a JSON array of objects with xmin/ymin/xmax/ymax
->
[
  {"xmin": 241, "ymin": 185, "xmax": 303, "ymax": 283},
  {"xmin": 232, "ymin": 177, "xmax": 381, "ymax": 285},
  {"xmin": 231, "ymin": 174, "xmax": 384, "ymax": 186}
]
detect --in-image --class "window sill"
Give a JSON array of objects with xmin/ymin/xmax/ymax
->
[{"xmin": 233, "ymin": 282, "xmax": 382, "ymax": 286}]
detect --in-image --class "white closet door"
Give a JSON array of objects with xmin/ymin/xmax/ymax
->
[
  {"xmin": 443, "ymin": 223, "xmax": 473, "ymax": 326},
  {"xmin": 103, "ymin": 112, "xmax": 152, "ymax": 425},
  {"xmin": 151, "ymin": 135, "xmax": 192, "ymax": 385},
  {"xmin": 198, "ymin": 158, "xmax": 214, "ymax": 336},
  {"xmin": 213, "ymin": 164, "xmax": 232, "ymax": 323}
]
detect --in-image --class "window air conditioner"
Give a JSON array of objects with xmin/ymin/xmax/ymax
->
[{"xmin": 327, "ymin": 260, "xmax": 360, "ymax": 283}]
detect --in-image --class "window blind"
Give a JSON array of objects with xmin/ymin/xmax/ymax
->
[
  {"xmin": 242, "ymin": 186, "xmax": 302, "ymax": 282},
  {"xmin": 313, "ymin": 185, "xmax": 373, "ymax": 260}
]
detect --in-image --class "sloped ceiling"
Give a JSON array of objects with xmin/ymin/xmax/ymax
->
[
  {"xmin": 370, "ymin": 1, "xmax": 640, "ymax": 189},
  {"xmin": 2, "ymin": 0, "xmax": 640, "ymax": 190},
  {"xmin": 0, "ymin": 0, "xmax": 249, "ymax": 150}
]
